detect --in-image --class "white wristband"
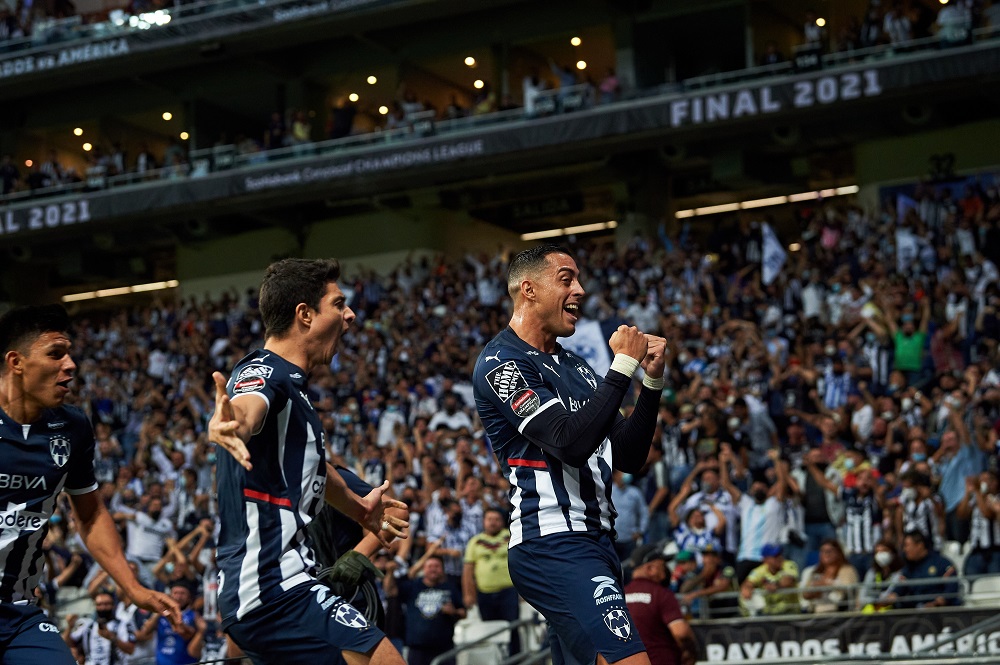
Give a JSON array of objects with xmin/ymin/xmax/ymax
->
[
  {"xmin": 610, "ymin": 354, "xmax": 640, "ymax": 378},
  {"xmin": 642, "ymin": 375, "xmax": 665, "ymax": 391}
]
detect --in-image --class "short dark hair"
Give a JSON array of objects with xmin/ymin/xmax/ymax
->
[
  {"xmin": 484, "ymin": 506, "xmax": 507, "ymax": 522},
  {"xmin": 0, "ymin": 304, "xmax": 71, "ymax": 371},
  {"xmin": 507, "ymin": 244, "xmax": 571, "ymax": 298},
  {"xmin": 259, "ymin": 258, "xmax": 341, "ymax": 339},
  {"xmin": 903, "ymin": 529, "xmax": 930, "ymax": 550}
]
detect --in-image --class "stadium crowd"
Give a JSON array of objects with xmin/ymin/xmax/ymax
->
[{"xmin": 35, "ymin": 177, "xmax": 1000, "ymax": 662}]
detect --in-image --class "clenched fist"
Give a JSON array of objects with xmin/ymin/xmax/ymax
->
[{"xmin": 609, "ymin": 325, "xmax": 648, "ymax": 361}]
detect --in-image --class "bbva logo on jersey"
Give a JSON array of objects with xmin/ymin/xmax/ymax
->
[{"xmin": 49, "ymin": 435, "xmax": 70, "ymax": 468}]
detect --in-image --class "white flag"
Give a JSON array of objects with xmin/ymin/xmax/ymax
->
[
  {"xmin": 558, "ymin": 319, "xmax": 611, "ymax": 378},
  {"xmin": 761, "ymin": 223, "xmax": 787, "ymax": 285}
]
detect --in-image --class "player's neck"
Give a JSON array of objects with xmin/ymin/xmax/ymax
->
[
  {"xmin": 262, "ymin": 338, "xmax": 310, "ymax": 374},
  {"xmin": 0, "ymin": 377, "xmax": 43, "ymax": 425},
  {"xmin": 508, "ymin": 312, "xmax": 557, "ymax": 354}
]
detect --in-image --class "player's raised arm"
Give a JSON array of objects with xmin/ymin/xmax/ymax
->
[
  {"xmin": 208, "ymin": 370, "xmax": 263, "ymax": 470},
  {"xmin": 608, "ymin": 332, "xmax": 669, "ymax": 473}
]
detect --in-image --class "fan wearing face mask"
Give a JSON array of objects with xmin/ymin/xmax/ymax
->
[{"xmin": 857, "ymin": 541, "xmax": 904, "ymax": 613}]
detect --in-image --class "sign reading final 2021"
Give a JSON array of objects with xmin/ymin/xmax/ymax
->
[{"xmin": 665, "ymin": 70, "xmax": 882, "ymax": 127}]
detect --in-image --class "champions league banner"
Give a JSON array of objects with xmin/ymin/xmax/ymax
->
[
  {"xmin": 693, "ymin": 608, "xmax": 1000, "ymax": 662},
  {"xmin": 3, "ymin": 43, "xmax": 1000, "ymax": 237}
]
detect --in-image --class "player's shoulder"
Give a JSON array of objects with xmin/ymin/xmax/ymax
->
[{"xmin": 231, "ymin": 350, "xmax": 296, "ymax": 395}]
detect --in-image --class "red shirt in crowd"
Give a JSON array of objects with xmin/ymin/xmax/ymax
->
[{"xmin": 624, "ymin": 577, "xmax": 685, "ymax": 665}]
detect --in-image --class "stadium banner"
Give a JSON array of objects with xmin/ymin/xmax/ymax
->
[
  {"xmin": 0, "ymin": 0, "xmax": 390, "ymax": 80},
  {"xmin": 3, "ymin": 43, "xmax": 1000, "ymax": 235},
  {"xmin": 693, "ymin": 607, "xmax": 1000, "ymax": 662}
]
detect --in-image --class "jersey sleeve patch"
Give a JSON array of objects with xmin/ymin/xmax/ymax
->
[
  {"xmin": 234, "ymin": 377, "xmax": 267, "ymax": 393},
  {"xmin": 510, "ymin": 388, "xmax": 540, "ymax": 417},
  {"xmin": 235, "ymin": 364, "xmax": 274, "ymax": 382},
  {"xmin": 485, "ymin": 360, "xmax": 528, "ymax": 402}
]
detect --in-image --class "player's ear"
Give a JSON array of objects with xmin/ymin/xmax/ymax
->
[
  {"xmin": 520, "ymin": 278, "xmax": 535, "ymax": 301},
  {"xmin": 4, "ymin": 350, "xmax": 22, "ymax": 375},
  {"xmin": 295, "ymin": 302, "xmax": 312, "ymax": 328}
]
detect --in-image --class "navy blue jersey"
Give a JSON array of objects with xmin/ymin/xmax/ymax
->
[
  {"xmin": 474, "ymin": 327, "xmax": 619, "ymax": 547},
  {"xmin": 217, "ymin": 350, "xmax": 329, "ymax": 627},
  {"xmin": 0, "ymin": 405, "xmax": 96, "ymax": 603}
]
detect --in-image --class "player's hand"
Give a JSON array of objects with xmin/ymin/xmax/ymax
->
[
  {"xmin": 208, "ymin": 371, "xmax": 252, "ymax": 471},
  {"xmin": 359, "ymin": 481, "xmax": 409, "ymax": 548},
  {"xmin": 327, "ymin": 550, "xmax": 384, "ymax": 587},
  {"xmin": 640, "ymin": 334, "xmax": 667, "ymax": 379},
  {"xmin": 609, "ymin": 325, "xmax": 648, "ymax": 362},
  {"xmin": 132, "ymin": 587, "xmax": 181, "ymax": 630}
]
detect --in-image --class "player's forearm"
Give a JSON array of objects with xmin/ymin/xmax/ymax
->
[
  {"xmin": 72, "ymin": 495, "xmax": 145, "ymax": 598},
  {"xmin": 609, "ymin": 385, "xmax": 660, "ymax": 472},
  {"xmin": 523, "ymin": 369, "xmax": 632, "ymax": 467},
  {"xmin": 323, "ymin": 464, "xmax": 366, "ymax": 522}
]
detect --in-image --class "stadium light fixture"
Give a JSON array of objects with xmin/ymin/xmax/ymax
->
[
  {"xmin": 789, "ymin": 243, "xmax": 802, "ymax": 252},
  {"xmin": 473, "ymin": 79, "xmax": 485, "ymax": 89},
  {"xmin": 179, "ymin": 132, "xmax": 189, "ymax": 140},
  {"xmin": 367, "ymin": 75, "xmax": 377, "ymax": 85},
  {"xmin": 520, "ymin": 221, "xmax": 618, "ymax": 241},
  {"xmin": 162, "ymin": 111, "xmax": 172, "ymax": 121},
  {"xmin": 82, "ymin": 143, "xmax": 92, "ymax": 151},
  {"xmin": 465, "ymin": 56, "xmax": 476, "ymax": 67},
  {"xmin": 816, "ymin": 17, "xmax": 826, "ymax": 27},
  {"xmin": 674, "ymin": 184, "xmax": 859, "ymax": 219},
  {"xmin": 378, "ymin": 105, "xmax": 389, "ymax": 115},
  {"xmin": 348, "ymin": 93, "xmax": 359, "ymax": 102},
  {"xmin": 576, "ymin": 60, "xmax": 587, "ymax": 70},
  {"xmin": 73, "ymin": 127, "xmax": 83, "ymax": 136},
  {"xmin": 62, "ymin": 279, "xmax": 180, "ymax": 303},
  {"xmin": 24, "ymin": 160, "xmax": 32, "ymax": 167},
  {"xmin": 571, "ymin": 36, "xmax": 582, "ymax": 46}
]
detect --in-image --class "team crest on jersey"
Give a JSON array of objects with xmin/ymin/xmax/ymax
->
[
  {"xmin": 577, "ymin": 365, "xmax": 598, "ymax": 390},
  {"xmin": 485, "ymin": 361, "xmax": 528, "ymax": 402},
  {"xmin": 415, "ymin": 588, "xmax": 448, "ymax": 618},
  {"xmin": 235, "ymin": 364, "xmax": 273, "ymax": 382},
  {"xmin": 333, "ymin": 602, "xmax": 368, "ymax": 629},
  {"xmin": 603, "ymin": 608, "xmax": 631, "ymax": 640},
  {"xmin": 49, "ymin": 435, "xmax": 70, "ymax": 467}
]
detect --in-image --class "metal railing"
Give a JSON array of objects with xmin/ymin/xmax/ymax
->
[{"xmin": 429, "ymin": 615, "xmax": 543, "ymax": 665}]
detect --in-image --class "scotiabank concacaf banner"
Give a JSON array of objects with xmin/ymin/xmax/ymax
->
[
  {"xmin": 2, "ymin": 41, "xmax": 1000, "ymax": 237},
  {"xmin": 693, "ymin": 608, "xmax": 999, "ymax": 662}
]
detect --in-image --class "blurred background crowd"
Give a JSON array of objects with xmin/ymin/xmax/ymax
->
[{"xmin": 42, "ymin": 178, "xmax": 1000, "ymax": 662}]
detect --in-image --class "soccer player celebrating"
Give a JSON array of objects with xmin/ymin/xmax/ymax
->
[
  {"xmin": 208, "ymin": 258, "xmax": 408, "ymax": 665},
  {"xmin": 0, "ymin": 304, "xmax": 179, "ymax": 665},
  {"xmin": 474, "ymin": 245, "xmax": 666, "ymax": 665}
]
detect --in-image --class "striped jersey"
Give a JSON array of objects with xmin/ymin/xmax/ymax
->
[
  {"xmin": 0, "ymin": 405, "xmax": 97, "ymax": 603},
  {"xmin": 217, "ymin": 350, "xmax": 329, "ymax": 627},
  {"xmin": 969, "ymin": 495, "xmax": 1000, "ymax": 551},
  {"xmin": 473, "ymin": 327, "xmax": 618, "ymax": 547},
  {"xmin": 840, "ymin": 487, "xmax": 882, "ymax": 555}
]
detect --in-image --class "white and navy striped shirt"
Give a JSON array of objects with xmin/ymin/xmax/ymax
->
[
  {"xmin": 969, "ymin": 495, "xmax": 1000, "ymax": 551},
  {"xmin": 474, "ymin": 328, "xmax": 616, "ymax": 547},
  {"xmin": 841, "ymin": 487, "xmax": 882, "ymax": 555},
  {"xmin": 217, "ymin": 350, "xmax": 328, "ymax": 627},
  {"xmin": 0, "ymin": 406, "xmax": 97, "ymax": 603},
  {"xmin": 902, "ymin": 496, "xmax": 942, "ymax": 551}
]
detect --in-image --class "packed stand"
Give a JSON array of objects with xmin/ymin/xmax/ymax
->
[{"xmin": 35, "ymin": 180, "xmax": 1000, "ymax": 660}]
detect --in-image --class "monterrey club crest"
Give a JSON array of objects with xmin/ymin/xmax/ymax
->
[
  {"xmin": 603, "ymin": 608, "xmax": 632, "ymax": 640},
  {"xmin": 49, "ymin": 435, "xmax": 71, "ymax": 468}
]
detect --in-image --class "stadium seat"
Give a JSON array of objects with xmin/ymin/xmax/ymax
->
[
  {"xmin": 965, "ymin": 576, "xmax": 1000, "ymax": 607},
  {"xmin": 519, "ymin": 600, "xmax": 546, "ymax": 652},
  {"xmin": 455, "ymin": 619, "xmax": 511, "ymax": 665},
  {"xmin": 943, "ymin": 540, "xmax": 966, "ymax": 575}
]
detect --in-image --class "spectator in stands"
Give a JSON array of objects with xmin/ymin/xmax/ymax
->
[
  {"xmin": 137, "ymin": 582, "xmax": 199, "ymax": 665},
  {"xmin": 1, "ymin": 153, "xmax": 21, "ymax": 194},
  {"xmin": 264, "ymin": 111, "xmax": 286, "ymax": 151},
  {"xmin": 289, "ymin": 110, "xmax": 313, "ymax": 156},
  {"xmin": 429, "ymin": 497, "xmax": 477, "ymax": 588},
  {"xmin": 65, "ymin": 591, "xmax": 137, "ymax": 665},
  {"xmin": 957, "ymin": 471, "xmax": 1000, "ymax": 576},
  {"xmin": 885, "ymin": 298, "xmax": 931, "ymax": 385},
  {"xmin": 668, "ymin": 492, "xmax": 725, "ymax": 555},
  {"xmin": 462, "ymin": 508, "xmax": 519, "ymax": 655},
  {"xmin": 803, "ymin": 10, "xmax": 826, "ymax": 47},
  {"xmin": 115, "ymin": 496, "xmax": 176, "ymax": 587},
  {"xmin": 676, "ymin": 543, "xmax": 738, "ymax": 619},
  {"xmin": 679, "ymin": 461, "xmax": 736, "ymax": 559},
  {"xmin": 598, "ymin": 68, "xmax": 620, "ymax": 104},
  {"xmin": 937, "ymin": 0, "xmax": 973, "ymax": 45},
  {"xmin": 624, "ymin": 544, "xmax": 698, "ymax": 665},
  {"xmin": 722, "ymin": 446, "xmax": 791, "ymax": 581},
  {"xmin": 883, "ymin": 2, "xmax": 912, "ymax": 45},
  {"xmin": 612, "ymin": 470, "xmax": 649, "ymax": 561},
  {"xmin": 858, "ymin": 540, "xmax": 904, "ymax": 612},
  {"xmin": 759, "ymin": 41, "xmax": 785, "ymax": 66},
  {"xmin": 740, "ymin": 543, "xmax": 799, "ymax": 616},
  {"xmin": 800, "ymin": 538, "xmax": 858, "ymax": 613},
  {"xmin": 385, "ymin": 553, "xmax": 465, "ymax": 665},
  {"xmin": 889, "ymin": 530, "xmax": 961, "ymax": 608},
  {"xmin": 896, "ymin": 470, "xmax": 945, "ymax": 551},
  {"xmin": 933, "ymin": 403, "xmax": 988, "ymax": 542},
  {"xmin": 427, "ymin": 392, "xmax": 473, "ymax": 439}
]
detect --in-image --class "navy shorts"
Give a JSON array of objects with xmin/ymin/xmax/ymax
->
[
  {"xmin": 226, "ymin": 581, "xmax": 386, "ymax": 665},
  {"xmin": 0, "ymin": 602, "xmax": 75, "ymax": 665},
  {"xmin": 508, "ymin": 532, "xmax": 646, "ymax": 665}
]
